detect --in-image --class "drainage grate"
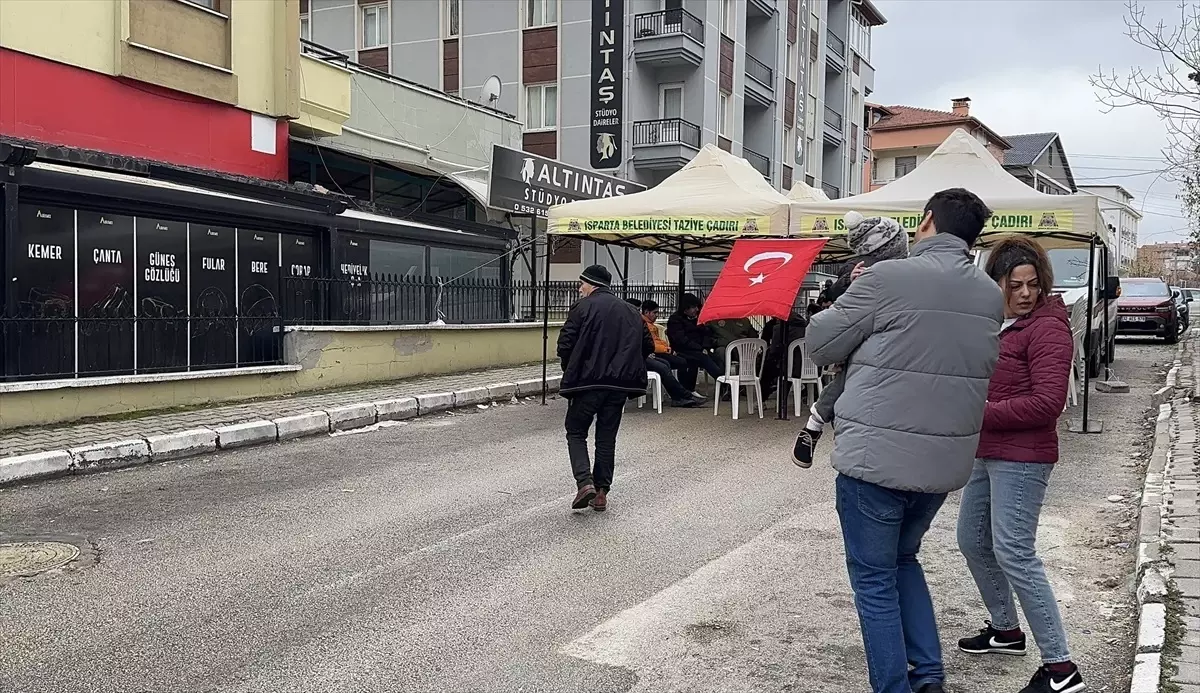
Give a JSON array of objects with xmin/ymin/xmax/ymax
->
[{"xmin": 0, "ymin": 541, "xmax": 81, "ymax": 578}]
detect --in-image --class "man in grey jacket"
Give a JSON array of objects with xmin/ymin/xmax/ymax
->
[{"xmin": 806, "ymin": 188, "xmax": 1004, "ymax": 693}]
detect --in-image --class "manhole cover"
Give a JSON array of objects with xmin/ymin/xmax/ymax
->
[{"xmin": 0, "ymin": 541, "xmax": 81, "ymax": 578}]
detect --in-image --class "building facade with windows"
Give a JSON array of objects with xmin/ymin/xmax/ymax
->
[
  {"xmin": 1079, "ymin": 184, "xmax": 1141, "ymax": 275},
  {"xmin": 865, "ymin": 97, "xmax": 1009, "ymax": 191},
  {"xmin": 1001, "ymin": 132, "xmax": 1077, "ymax": 195},
  {"xmin": 304, "ymin": 0, "xmax": 885, "ymax": 282}
]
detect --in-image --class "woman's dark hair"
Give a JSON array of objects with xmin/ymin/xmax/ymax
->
[{"xmin": 984, "ymin": 236, "xmax": 1054, "ymax": 296}]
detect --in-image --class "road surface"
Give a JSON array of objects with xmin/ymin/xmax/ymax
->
[{"xmin": 0, "ymin": 341, "xmax": 1172, "ymax": 693}]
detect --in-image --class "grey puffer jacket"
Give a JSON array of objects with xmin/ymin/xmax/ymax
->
[{"xmin": 806, "ymin": 233, "xmax": 1004, "ymax": 494}]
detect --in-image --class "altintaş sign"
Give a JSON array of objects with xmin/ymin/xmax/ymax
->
[
  {"xmin": 487, "ymin": 144, "xmax": 644, "ymax": 218},
  {"xmin": 590, "ymin": 0, "xmax": 624, "ymax": 170}
]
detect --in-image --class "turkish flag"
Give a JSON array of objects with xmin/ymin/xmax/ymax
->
[{"xmin": 698, "ymin": 238, "xmax": 827, "ymax": 323}]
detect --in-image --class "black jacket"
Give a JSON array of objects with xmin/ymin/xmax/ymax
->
[
  {"xmin": 665, "ymin": 311, "xmax": 715, "ymax": 355},
  {"xmin": 557, "ymin": 288, "xmax": 654, "ymax": 398}
]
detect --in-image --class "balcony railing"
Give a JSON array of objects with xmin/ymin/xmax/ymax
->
[
  {"xmin": 634, "ymin": 8, "xmax": 705, "ymax": 44},
  {"xmin": 745, "ymin": 53, "xmax": 774, "ymax": 87},
  {"xmin": 824, "ymin": 106, "xmax": 843, "ymax": 132},
  {"xmin": 822, "ymin": 182, "xmax": 840, "ymax": 199},
  {"xmin": 744, "ymin": 148, "xmax": 771, "ymax": 178},
  {"xmin": 827, "ymin": 30, "xmax": 845, "ymax": 58},
  {"xmin": 632, "ymin": 118, "xmax": 702, "ymax": 148}
]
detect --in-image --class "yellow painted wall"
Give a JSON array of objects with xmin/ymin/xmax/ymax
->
[
  {"xmin": 0, "ymin": 324, "xmax": 561, "ymax": 431},
  {"xmin": 0, "ymin": 0, "xmax": 118, "ymax": 75},
  {"xmin": 296, "ymin": 53, "xmax": 351, "ymax": 136},
  {"xmin": 0, "ymin": 0, "xmax": 298, "ymax": 118}
]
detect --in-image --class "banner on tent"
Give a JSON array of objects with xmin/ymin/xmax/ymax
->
[
  {"xmin": 797, "ymin": 210, "xmax": 1076, "ymax": 235},
  {"xmin": 550, "ymin": 215, "xmax": 774, "ymax": 235}
]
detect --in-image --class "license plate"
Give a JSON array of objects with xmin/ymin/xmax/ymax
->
[{"xmin": 1121, "ymin": 316, "xmax": 1149, "ymax": 322}]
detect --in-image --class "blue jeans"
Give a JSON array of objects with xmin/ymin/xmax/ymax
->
[
  {"xmin": 836, "ymin": 473, "xmax": 948, "ymax": 693},
  {"xmin": 957, "ymin": 459, "xmax": 1071, "ymax": 664}
]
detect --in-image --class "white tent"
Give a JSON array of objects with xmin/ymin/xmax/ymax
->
[
  {"xmin": 547, "ymin": 144, "xmax": 799, "ymax": 258},
  {"xmin": 791, "ymin": 129, "xmax": 1110, "ymax": 254},
  {"xmin": 786, "ymin": 179, "xmax": 830, "ymax": 203}
]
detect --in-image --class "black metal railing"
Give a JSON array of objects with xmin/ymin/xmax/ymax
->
[
  {"xmin": 633, "ymin": 8, "xmax": 705, "ymax": 44},
  {"xmin": 743, "ymin": 148, "xmax": 771, "ymax": 178},
  {"xmin": 745, "ymin": 54, "xmax": 774, "ymax": 87},
  {"xmin": 824, "ymin": 105, "xmax": 843, "ymax": 132},
  {"xmin": 822, "ymin": 182, "xmax": 840, "ymax": 199},
  {"xmin": 633, "ymin": 119, "xmax": 702, "ymax": 148},
  {"xmin": 1, "ymin": 278, "xmax": 721, "ymax": 381},
  {"xmin": 827, "ymin": 30, "xmax": 845, "ymax": 57}
]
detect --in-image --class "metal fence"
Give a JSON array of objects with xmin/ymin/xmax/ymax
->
[{"xmin": 0, "ymin": 278, "xmax": 716, "ymax": 381}]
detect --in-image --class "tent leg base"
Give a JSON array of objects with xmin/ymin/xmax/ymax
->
[{"xmin": 1068, "ymin": 419, "xmax": 1104, "ymax": 434}]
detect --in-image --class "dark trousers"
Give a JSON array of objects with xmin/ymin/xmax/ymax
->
[
  {"xmin": 676, "ymin": 351, "xmax": 723, "ymax": 391},
  {"xmin": 565, "ymin": 390, "xmax": 628, "ymax": 491},
  {"xmin": 646, "ymin": 355, "xmax": 691, "ymax": 400}
]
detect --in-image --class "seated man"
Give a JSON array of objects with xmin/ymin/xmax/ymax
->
[
  {"xmin": 641, "ymin": 300, "xmax": 704, "ymax": 407},
  {"xmin": 665, "ymin": 293, "xmax": 724, "ymax": 393}
]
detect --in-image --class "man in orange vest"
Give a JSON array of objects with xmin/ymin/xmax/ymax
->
[{"xmin": 641, "ymin": 300, "xmax": 705, "ymax": 406}]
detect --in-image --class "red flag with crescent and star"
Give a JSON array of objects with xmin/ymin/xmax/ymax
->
[{"xmin": 698, "ymin": 238, "xmax": 828, "ymax": 323}]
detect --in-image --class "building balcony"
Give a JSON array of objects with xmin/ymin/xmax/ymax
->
[
  {"xmin": 823, "ymin": 105, "xmax": 843, "ymax": 146},
  {"xmin": 825, "ymin": 30, "xmax": 846, "ymax": 73},
  {"xmin": 747, "ymin": 0, "xmax": 775, "ymax": 19},
  {"xmin": 633, "ymin": 9, "xmax": 704, "ymax": 69},
  {"xmin": 744, "ymin": 54, "xmax": 775, "ymax": 108},
  {"xmin": 632, "ymin": 118, "xmax": 702, "ymax": 170},
  {"xmin": 295, "ymin": 41, "xmax": 353, "ymax": 137},
  {"xmin": 744, "ymin": 147, "xmax": 771, "ymax": 179},
  {"xmin": 822, "ymin": 182, "xmax": 841, "ymax": 199}
]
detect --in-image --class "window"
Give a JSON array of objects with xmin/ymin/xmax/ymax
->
[
  {"xmin": 718, "ymin": 92, "xmax": 731, "ymax": 137},
  {"xmin": 189, "ymin": 0, "xmax": 219, "ymax": 10},
  {"xmin": 300, "ymin": 14, "xmax": 311, "ymax": 41},
  {"xmin": 659, "ymin": 83, "xmax": 683, "ymax": 119},
  {"xmin": 787, "ymin": 42, "xmax": 797, "ymax": 80},
  {"xmin": 894, "ymin": 156, "xmax": 917, "ymax": 179},
  {"xmin": 784, "ymin": 126, "xmax": 794, "ymax": 163},
  {"xmin": 526, "ymin": 0, "xmax": 557, "ymax": 27},
  {"xmin": 444, "ymin": 0, "xmax": 459, "ymax": 37},
  {"xmin": 361, "ymin": 3, "xmax": 389, "ymax": 49},
  {"xmin": 525, "ymin": 84, "xmax": 558, "ymax": 131},
  {"xmin": 721, "ymin": 0, "xmax": 734, "ymax": 36}
]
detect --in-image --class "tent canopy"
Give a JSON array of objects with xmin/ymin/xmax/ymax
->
[
  {"xmin": 790, "ymin": 129, "xmax": 1111, "ymax": 257},
  {"xmin": 547, "ymin": 144, "xmax": 797, "ymax": 259},
  {"xmin": 786, "ymin": 179, "xmax": 830, "ymax": 203}
]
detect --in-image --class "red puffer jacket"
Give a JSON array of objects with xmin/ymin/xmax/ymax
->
[{"xmin": 975, "ymin": 294, "xmax": 1074, "ymax": 463}]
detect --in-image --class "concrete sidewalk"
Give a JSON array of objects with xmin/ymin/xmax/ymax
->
[{"xmin": 0, "ymin": 364, "xmax": 559, "ymax": 482}]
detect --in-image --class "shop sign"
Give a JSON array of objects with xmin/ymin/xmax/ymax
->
[
  {"xmin": 487, "ymin": 144, "xmax": 644, "ymax": 218},
  {"xmin": 189, "ymin": 224, "xmax": 236, "ymax": 368},
  {"xmin": 590, "ymin": 0, "xmax": 625, "ymax": 170},
  {"xmin": 797, "ymin": 210, "xmax": 1076, "ymax": 234}
]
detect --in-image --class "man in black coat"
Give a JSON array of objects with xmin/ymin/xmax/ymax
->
[
  {"xmin": 557, "ymin": 264, "xmax": 654, "ymax": 512},
  {"xmin": 665, "ymin": 293, "xmax": 724, "ymax": 393}
]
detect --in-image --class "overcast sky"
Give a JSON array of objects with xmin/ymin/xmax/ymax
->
[{"xmin": 870, "ymin": 0, "xmax": 1191, "ymax": 247}]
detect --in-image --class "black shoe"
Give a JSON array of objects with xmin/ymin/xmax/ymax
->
[
  {"xmin": 670, "ymin": 398, "xmax": 699, "ymax": 408},
  {"xmin": 791, "ymin": 429, "xmax": 821, "ymax": 468},
  {"xmin": 957, "ymin": 622, "xmax": 1027, "ymax": 656},
  {"xmin": 916, "ymin": 684, "xmax": 945, "ymax": 693},
  {"xmin": 1020, "ymin": 665, "xmax": 1085, "ymax": 693}
]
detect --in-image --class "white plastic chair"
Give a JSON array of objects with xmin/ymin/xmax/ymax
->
[
  {"xmin": 785, "ymin": 338, "xmax": 825, "ymax": 416},
  {"xmin": 637, "ymin": 371, "xmax": 663, "ymax": 414},
  {"xmin": 714, "ymin": 338, "xmax": 768, "ymax": 420}
]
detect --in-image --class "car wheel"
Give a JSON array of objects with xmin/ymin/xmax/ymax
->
[
  {"xmin": 1166, "ymin": 327, "xmax": 1180, "ymax": 345},
  {"xmin": 1087, "ymin": 341, "xmax": 1103, "ymax": 378}
]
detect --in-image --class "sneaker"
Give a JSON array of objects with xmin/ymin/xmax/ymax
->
[
  {"xmin": 792, "ymin": 429, "xmax": 821, "ymax": 468},
  {"xmin": 1019, "ymin": 664, "xmax": 1085, "ymax": 693},
  {"xmin": 957, "ymin": 622, "xmax": 1027, "ymax": 656},
  {"xmin": 590, "ymin": 489, "xmax": 608, "ymax": 512},
  {"xmin": 571, "ymin": 485, "xmax": 597, "ymax": 510}
]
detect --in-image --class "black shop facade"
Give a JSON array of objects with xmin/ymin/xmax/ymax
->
[{"xmin": 0, "ymin": 162, "xmax": 512, "ymax": 382}]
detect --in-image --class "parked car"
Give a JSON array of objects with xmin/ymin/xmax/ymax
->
[
  {"xmin": 1173, "ymin": 286, "xmax": 1191, "ymax": 332},
  {"xmin": 1118, "ymin": 278, "xmax": 1180, "ymax": 343}
]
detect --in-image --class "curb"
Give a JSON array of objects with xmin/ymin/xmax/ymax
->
[
  {"xmin": 1131, "ymin": 341, "xmax": 1192, "ymax": 693},
  {"xmin": 0, "ymin": 375, "xmax": 562, "ymax": 486}
]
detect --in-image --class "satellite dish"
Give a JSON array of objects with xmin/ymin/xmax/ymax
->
[{"xmin": 481, "ymin": 75, "xmax": 502, "ymax": 106}]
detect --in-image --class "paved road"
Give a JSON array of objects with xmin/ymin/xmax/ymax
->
[{"xmin": 0, "ymin": 341, "xmax": 1173, "ymax": 693}]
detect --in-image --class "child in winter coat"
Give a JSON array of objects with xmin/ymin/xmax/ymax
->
[{"xmin": 792, "ymin": 211, "xmax": 909, "ymax": 467}]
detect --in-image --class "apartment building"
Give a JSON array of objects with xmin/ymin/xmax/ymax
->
[
  {"xmin": 305, "ymin": 0, "xmax": 884, "ymax": 281},
  {"xmin": 865, "ymin": 97, "xmax": 1009, "ymax": 191},
  {"xmin": 1079, "ymin": 184, "xmax": 1141, "ymax": 275}
]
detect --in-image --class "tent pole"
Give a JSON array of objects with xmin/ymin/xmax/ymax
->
[
  {"xmin": 622, "ymin": 247, "xmax": 630, "ymax": 300},
  {"xmin": 1070, "ymin": 236, "xmax": 1102, "ymax": 433},
  {"xmin": 542, "ymin": 221, "xmax": 552, "ymax": 406},
  {"xmin": 677, "ymin": 241, "xmax": 686, "ymax": 309},
  {"xmin": 777, "ymin": 319, "xmax": 789, "ymax": 420}
]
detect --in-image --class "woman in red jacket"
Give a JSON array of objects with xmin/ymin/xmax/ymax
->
[{"xmin": 954, "ymin": 237, "xmax": 1084, "ymax": 693}]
